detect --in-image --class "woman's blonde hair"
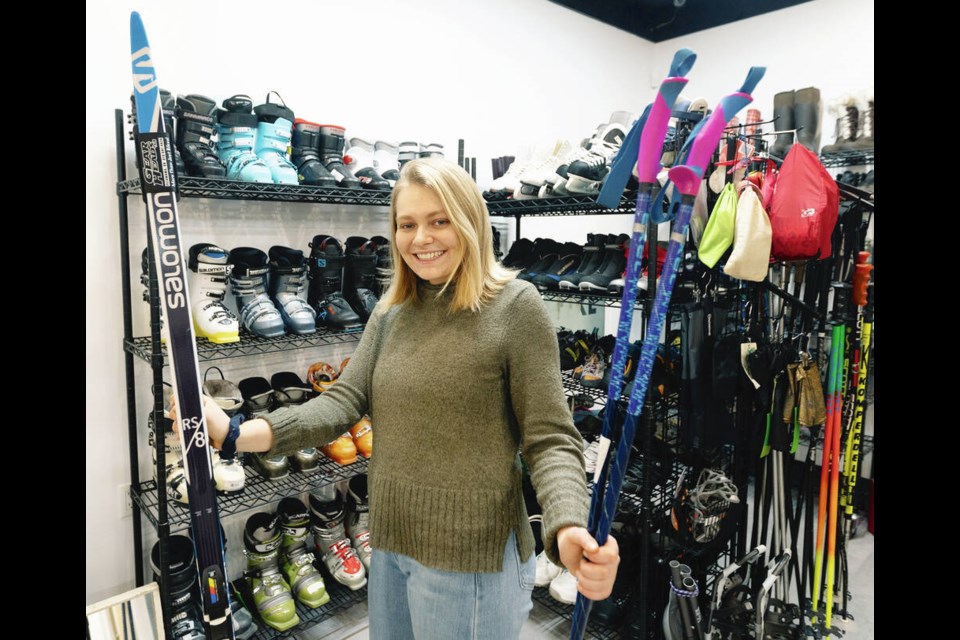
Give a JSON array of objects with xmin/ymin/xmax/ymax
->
[{"xmin": 380, "ymin": 157, "xmax": 515, "ymax": 313}]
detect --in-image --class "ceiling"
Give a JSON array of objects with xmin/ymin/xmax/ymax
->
[{"xmin": 550, "ymin": 0, "xmax": 814, "ymax": 43}]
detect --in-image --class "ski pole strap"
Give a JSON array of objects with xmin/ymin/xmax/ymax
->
[{"xmin": 597, "ymin": 105, "xmax": 650, "ymax": 209}]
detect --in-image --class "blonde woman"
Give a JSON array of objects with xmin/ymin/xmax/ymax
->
[{"xmin": 175, "ymin": 157, "xmax": 619, "ymax": 639}]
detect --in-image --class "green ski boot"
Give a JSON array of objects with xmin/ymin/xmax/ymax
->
[
  {"xmin": 243, "ymin": 512, "xmax": 299, "ymax": 631},
  {"xmin": 278, "ymin": 497, "xmax": 331, "ymax": 608}
]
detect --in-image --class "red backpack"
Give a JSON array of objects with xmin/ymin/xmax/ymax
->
[{"xmin": 768, "ymin": 144, "xmax": 839, "ymax": 260}]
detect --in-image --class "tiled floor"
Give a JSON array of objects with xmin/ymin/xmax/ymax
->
[{"xmin": 293, "ymin": 531, "xmax": 873, "ymax": 640}]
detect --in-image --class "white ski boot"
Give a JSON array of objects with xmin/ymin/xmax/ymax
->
[
  {"xmin": 373, "ymin": 141, "xmax": 401, "ymax": 187},
  {"xmin": 309, "ymin": 492, "xmax": 367, "ymax": 590},
  {"xmin": 187, "ymin": 243, "xmax": 240, "ymax": 344}
]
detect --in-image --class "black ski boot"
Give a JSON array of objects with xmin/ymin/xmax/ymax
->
[
  {"xmin": 129, "ymin": 89, "xmax": 186, "ymax": 175},
  {"xmin": 151, "ymin": 536, "xmax": 206, "ymax": 640},
  {"xmin": 175, "ymin": 94, "xmax": 227, "ymax": 177},
  {"xmin": 318, "ymin": 125, "xmax": 361, "ymax": 189},
  {"xmin": 307, "ymin": 234, "xmax": 363, "ymax": 330},
  {"xmin": 531, "ymin": 242, "xmax": 583, "ymax": 291},
  {"xmin": 559, "ymin": 234, "xmax": 608, "ymax": 291},
  {"xmin": 291, "ymin": 119, "xmax": 337, "ymax": 187},
  {"xmin": 343, "ymin": 236, "xmax": 381, "ymax": 321},
  {"xmin": 369, "ymin": 235, "xmax": 392, "ymax": 297}
]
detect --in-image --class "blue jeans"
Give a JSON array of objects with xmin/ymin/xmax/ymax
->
[{"xmin": 368, "ymin": 530, "xmax": 536, "ymax": 639}]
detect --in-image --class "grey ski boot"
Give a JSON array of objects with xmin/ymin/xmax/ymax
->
[
  {"xmin": 268, "ymin": 246, "xmax": 316, "ymax": 335},
  {"xmin": 228, "ymin": 247, "xmax": 285, "ymax": 338}
]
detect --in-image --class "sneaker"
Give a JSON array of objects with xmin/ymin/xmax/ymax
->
[
  {"xmin": 534, "ymin": 550, "xmax": 563, "ymax": 587},
  {"xmin": 549, "ymin": 570, "xmax": 578, "ymax": 604},
  {"xmin": 309, "ymin": 494, "xmax": 367, "ymax": 590}
]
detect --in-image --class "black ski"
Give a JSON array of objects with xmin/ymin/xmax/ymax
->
[{"xmin": 130, "ymin": 12, "xmax": 234, "ymax": 639}]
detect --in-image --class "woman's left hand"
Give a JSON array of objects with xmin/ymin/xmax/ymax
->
[{"xmin": 556, "ymin": 526, "xmax": 620, "ymax": 600}]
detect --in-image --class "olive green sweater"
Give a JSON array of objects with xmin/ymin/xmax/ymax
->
[{"xmin": 265, "ymin": 278, "xmax": 589, "ymax": 572}]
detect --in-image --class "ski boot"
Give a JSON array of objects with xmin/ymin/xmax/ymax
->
[
  {"xmin": 318, "ymin": 125, "xmax": 361, "ymax": 189},
  {"xmin": 307, "ymin": 235, "xmax": 363, "ymax": 330},
  {"xmin": 187, "ymin": 243, "xmax": 240, "ymax": 344},
  {"xmin": 202, "ymin": 368, "xmax": 246, "ymax": 494},
  {"xmin": 320, "ymin": 432, "xmax": 358, "ymax": 466},
  {"xmin": 307, "ymin": 360, "xmax": 340, "ymax": 394},
  {"xmin": 309, "ymin": 493, "xmax": 367, "ymax": 590},
  {"xmin": 373, "ymin": 141, "xmax": 401, "ymax": 187},
  {"xmin": 268, "ymin": 246, "xmax": 316, "ymax": 335},
  {"xmin": 239, "ymin": 376, "xmax": 289, "ymax": 480},
  {"xmin": 243, "ymin": 512, "xmax": 300, "ymax": 632},
  {"xmin": 344, "ymin": 474, "xmax": 372, "ymax": 570},
  {"xmin": 215, "ymin": 95, "xmax": 273, "ymax": 183},
  {"xmin": 228, "ymin": 247, "xmax": 285, "ymax": 338},
  {"xmin": 349, "ymin": 415, "xmax": 373, "ymax": 458},
  {"xmin": 558, "ymin": 234, "xmax": 608, "ymax": 291},
  {"xmin": 343, "ymin": 236, "xmax": 381, "ymax": 321},
  {"xmin": 277, "ymin": 497, "xmax": 331, "ymax": 608},
  {"xmin": 227, "ymin": 583, "xmax": 258, "ymax": 640},
  {"xmin": 291, "ymin": 119, "xmax": 337, "ymax": 187},
  {"xmin": 151, "ymin": 536, "xmax": 206, "ymax": 639},
  {"xmin": 271, "ymin": 371, "xmax": 321, "ymax": 472},
  {"xmin": 175, "ymin": 94, "xmax": 226, "ymax": 178},
  {"xmin": 130, "ymin": 89, "xmax": 186, "ymax": 175},
  {"xmin": 345, "ymin": 138, "xmax": 392, "ymax": 190},
  {"xmin": 579, "ymin": 235, "xmax": 629, "ymax": 292},
  {"xmin": 368, "ymin": 235, "xmax": 392, "ymax": 297},
  {"xmin": 253, "ymin": 92, "xmax": 299, "ymax": 185},
  {"xmin": 148, "ymin": 409, "xmax": 188, "ymax": 504}
]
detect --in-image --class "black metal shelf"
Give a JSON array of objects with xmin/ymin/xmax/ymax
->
[
  {"xmin": 124, "ymin": 327, "xmax": 364, "ymax": 363},
  {"xmin": 820, "ymin": 148, "xmax": 874, "ymax": 168},
  {"xmin": 531, "ymin": 587, "xmax": 622, "ymax": 639},
  {"xmin": 236, "ymin": 581, "xmax": 368, "ymax": 640},
  {"xmin": 132, "ymin": 456, "xmax": 368, "ymax": 531},
  {"xmin": 487, "ymin": 192, "xmax": 637, "ymax": 217},
  {"xmin": 543, "ymin": 289, "xmax": 642, "ymax": 308},
  {"xmin": 118, "ymin": 175, "xmax": 393, "ymax": 205}
]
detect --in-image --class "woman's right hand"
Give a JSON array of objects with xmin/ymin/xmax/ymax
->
[{"xmin": 168, "ymin": 393, "xmax": 230, "ymax": 450}]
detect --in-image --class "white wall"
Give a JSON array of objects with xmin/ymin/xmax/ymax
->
[{"xmin": 86, "ymin": 0, "xmax": 873, "ymax": 605}]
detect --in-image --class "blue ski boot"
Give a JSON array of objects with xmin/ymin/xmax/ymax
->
[
  {"xmin": 216, "ymin": 95, "xmax": 273, "ymax": 183},
  {"xmin": 268, "ymin": 246, "xmax": 316, "ymax": 335},
  {"xmin": 228, "ymin": 247, "xmax": 285, "ymax": 337},
  {"xmin": 253, "ymin": 92, "xmax": 299, "ymax": 185}
]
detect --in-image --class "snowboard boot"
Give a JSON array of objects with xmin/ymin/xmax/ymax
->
[
  {"xmin": 187, "ymin": 243, "xmax": 240, "ymax": 344},
  {"xmin": 228, "ymin": 247, "xmax": 285, "ymax": 338},
  {"xmin": 822, "ymin": 96, "xmax": 860, "ymax": 153},
  {"xmin": 793, "ymin": 86, "xmax": 822, "ymax": 153},
  {"xmin": 769, "ymin": 90, "xmax": 796, "ymax": 159},
  {"xmin": 558, "ymin": 234, "xmax": 607, "ymax": 290},
  {"xmin": 307, "ymin": 234, "xmax": 363, "ymax": 330},
  {"xmin": 175, "ymin": 94, "xmax": 226, "ymax": 178},
  {"xmin": 373, "ymin": 141, "xmax": 401, "ymax": 187},
  {"xmin": 148, "ymin": 410, "xmax": 189, "ymax": 505},
  {"xmin": 369, "ymin": 235, "xmax": 392, "ymax": 297},
  {"xmin": 252, "ymin": 92, "xmax": 299, "ymax": 185},
  {"xmin": 277, "ymin": 498, "xmax": 331, "ymax": 608},
  {"xmin": 579, "ymin": 234, "xmax": 629, "ymax": 292},
  {"xmin": 854, "ymin": 91, "xmax": 874, "ymax": 149},
  {"xmin": 215, "ymin": 95, "xmax": 273, "ymax": 183},
  {"xmin": 349, "ymin": 415, "xmax": 373, "ymax": 459},
  {"xmin": 268, "ymin": 246, "xmax": 316, "ymax": 335},
  {"xmin": 309, "ymin": 494, "xmax": 367, "ymax": 590},
  {"xmin": 291, "ymin": 119, "xmax": 337, "ymax": 187},
  {"xmin": 243, "ymin": 512, "xmax": 300, "ymax": 631},
  {"xmin": 318, "ymin": 125, "xmax": 361, "ymax": 189},
  {"xmin": 343, "ymin": 236, "xmax": 381, "ymax": 321},
  {"xmin": 344, "ymin": 474, "xmax": 372, "ymax": 570},
  {"xmin": 160, "ymin": 90, "xmax": 186, "ymax": 175},
  {"xmin": 345, "ymin": 138, "xmax": 392, "ymax": 190},
  {"xmin": 398, "ymin": 141, "xmax": 420, "ymax": 167},
  {"xmin": 270, "ymin": 371, "xmax": 321, "ymax": 473}
]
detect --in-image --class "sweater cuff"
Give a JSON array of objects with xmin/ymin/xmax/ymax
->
[
  {"xmin": 263, "ymin": 406, "xmax": 302, "ymax": 457},
  {"xmin": 541, "ymin": 493, "xmax": 589, "ymax": 567}
]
